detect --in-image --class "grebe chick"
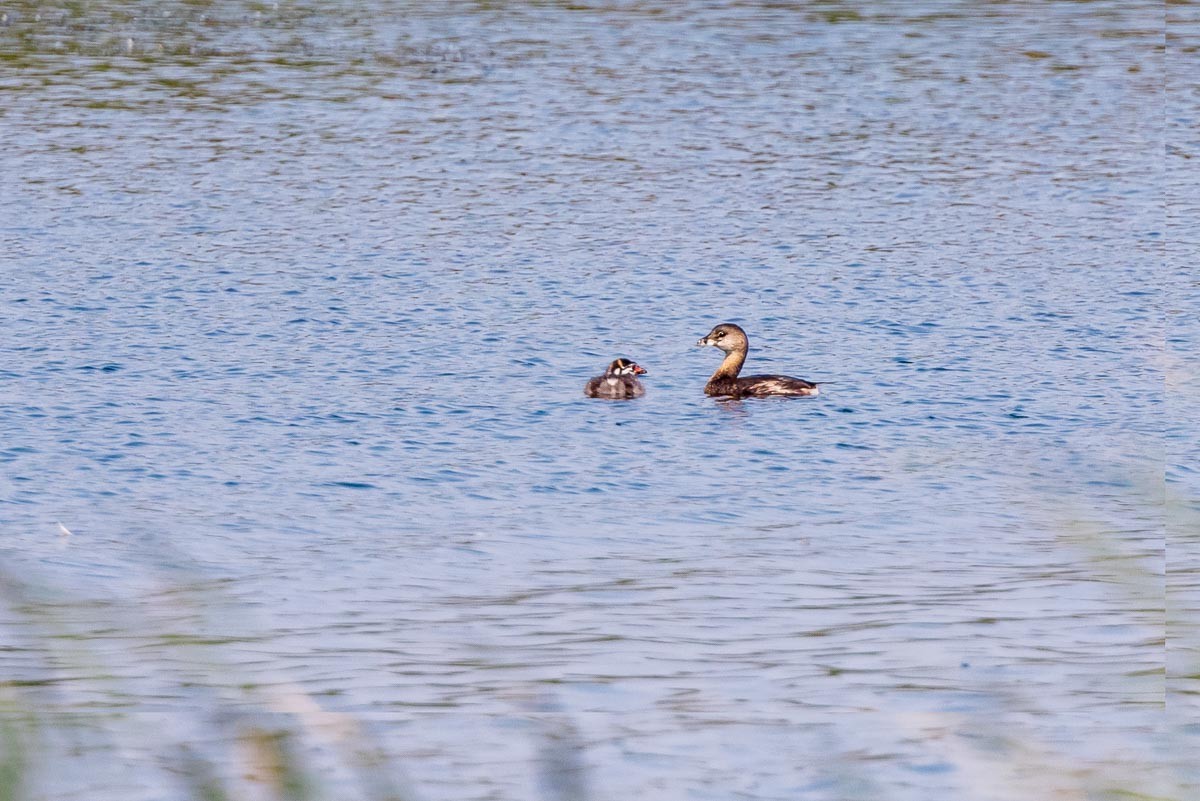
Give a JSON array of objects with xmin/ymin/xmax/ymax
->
[
  {"xmin": 584, "ymin": 358, "xmax": 648, "ymax": 399},
  {"xmin": 696, "ymin": 323, "xmax": 819, "ymax": 399}
]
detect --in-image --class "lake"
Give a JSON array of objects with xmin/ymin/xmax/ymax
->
[{"xmin": 0, "ymin": 1, "xmax": 1194, "ymax": 799}]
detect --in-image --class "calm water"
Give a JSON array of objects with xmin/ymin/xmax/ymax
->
[{"xmin": 1, "ymin": 1, "xmax": 1194, "ymax": 799}]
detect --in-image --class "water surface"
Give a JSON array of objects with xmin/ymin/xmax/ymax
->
[{"xmin": 0, "ymin": 2, "xmax": 1192, "ymax": 799}]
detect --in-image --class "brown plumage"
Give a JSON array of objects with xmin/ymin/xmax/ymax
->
[
  {"xmin": 696, "ymin": 323, "xmax": 819, "ymax": 399},
  {"xmin": 584, "ymin": 358, "xmax": 648, "ymax": 399}
]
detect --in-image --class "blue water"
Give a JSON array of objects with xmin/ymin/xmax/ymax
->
[{"xmin": 1, "ymin": 2, "xmax": 1192, "ymax": 799}]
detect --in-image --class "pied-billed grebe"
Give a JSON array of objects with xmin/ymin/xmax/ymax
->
[
  {"xmin": 585, "ymin": 358, "xmax": 648, "ymax": 399},
  {"xmin": 697, "ymin": 323, "xmax": 819, "ymax": 399}
]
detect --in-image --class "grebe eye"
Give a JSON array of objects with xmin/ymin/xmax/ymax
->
[{"xmin": 715, "ymin": 331, "xmax": 725, "ymax": 339}]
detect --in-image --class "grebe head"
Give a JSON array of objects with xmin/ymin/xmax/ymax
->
[
  {"xmin": 696, "ymin": 323, "xmax": 748, "ymax": 354},
  {"xmin": 607, "ymin": 358, "xmax": 647, "ymax": 376}
]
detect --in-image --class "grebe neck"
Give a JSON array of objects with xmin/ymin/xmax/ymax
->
[{"xmin": 712, "ymin": 347, "xmax": 746, "ymax": 380}]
